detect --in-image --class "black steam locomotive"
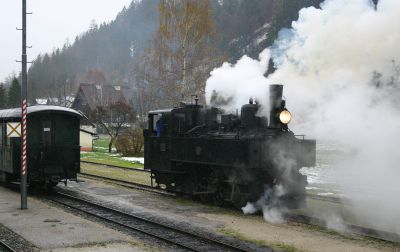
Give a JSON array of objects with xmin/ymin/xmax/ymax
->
[{"xmin": 144, "ymin": 85, "xmax": 316, "ymax": 208}]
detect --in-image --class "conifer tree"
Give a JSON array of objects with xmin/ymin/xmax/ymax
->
[
  {"xmin": 0, "ymin": 84, "xmax": 6, "ymax": 109},
  {"xmin": 8, "ymin": 77, "xmax": 21, "ymax": 108}
]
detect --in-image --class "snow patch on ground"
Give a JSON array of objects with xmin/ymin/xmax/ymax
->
[{"xmin": 121, "ymin": 157, "xmax": 144, "ymax": 164}]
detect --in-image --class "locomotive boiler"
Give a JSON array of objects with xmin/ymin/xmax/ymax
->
[{"xmin": 144, "ymin": 84, "xmax": 316, "ymax": 208}]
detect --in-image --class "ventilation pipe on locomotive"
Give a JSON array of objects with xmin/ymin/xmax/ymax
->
[{"xmin": 269, "ymin": 84, "xmax": 291, "ymax": 129}]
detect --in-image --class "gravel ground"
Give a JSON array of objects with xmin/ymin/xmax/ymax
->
[
  {"xmin": 56, "ymin": 178, "xmax": 400, "ymax": 252},
  {"xmin": 41, "ymin": 195, "xmax": 193, "ymax": 252},
  {"xmin": 0, "ymin": 223, "xmax": 37, "ymax": 252},
  {"xmin": 55, "ymin": 181, "xmax": 268, "ymax": 251}
]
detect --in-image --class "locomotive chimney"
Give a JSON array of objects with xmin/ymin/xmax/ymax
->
[{"xmin": 269, "ymin": 84, "xmax": 283, "ymax": 128}]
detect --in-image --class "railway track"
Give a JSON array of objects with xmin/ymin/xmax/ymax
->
[
  {"xmin": 80, "ymin": 173, "xmax": 400, "ymax": 243},
  {"xmin": 50, "ymin": 191, "xmax": 260, "ymax": 252},
  {"xmin": 284, "ymin": 213, "xmax": 400, "ymax": 243},
  {"xmin": 78, "ymin": 172, "xmax": 173, "ymax": 197},
  {"xmin": 0, "ymin": 240, "xmax": 16, "ymax": 252},
  {"xmin": 80, "ymin": 169, "xmax": 342, "ymax": 204},
  {"xmin": 81, "ymin": 162, "xmax": 341, "ymax": 203},
  {"xmin": 81, "ymin": 162, "xmax": 344, "ymax": 203},
  {"xmin": 81, "ymin": 160, "xmax": 149, "ymax": 173},
  {"xmin": 78, "ymin": 166, "xmax": 400, "ymax": 243},
  {"xmin": 306, "ymin": 193, "xmax": 342, "ymax": 204}
]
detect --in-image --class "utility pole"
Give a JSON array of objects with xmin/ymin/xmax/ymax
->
[{"xmin": 20, "ymin": 0, "xmax": 29, "ymax": 209}]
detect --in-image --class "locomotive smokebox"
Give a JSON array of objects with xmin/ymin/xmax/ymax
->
[{"xmin": 269, "ymin": 84, "xmax": 283, "ymax": 128}]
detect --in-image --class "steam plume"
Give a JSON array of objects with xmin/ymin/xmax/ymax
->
[{"xmin": 206, "ymin": 0, "xmax": 400, "ymax": 234}]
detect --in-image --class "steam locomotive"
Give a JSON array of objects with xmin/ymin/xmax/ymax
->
[{"xmin": 144, "ymin": 85, "xmax": 316, "ymax": 208}]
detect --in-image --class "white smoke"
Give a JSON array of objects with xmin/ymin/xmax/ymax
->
[
  {"xmin": 241, "ymin": 185, "xmax": 285, "ymax": 224},
  {"xmin": 206, "ymin": 49, "xmax": 271, "ymax": 112},
  {"xmin": 206, "ymin": 0, "xmax": 400, "ymax": 234}
]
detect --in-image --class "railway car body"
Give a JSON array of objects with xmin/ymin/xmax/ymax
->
[
  {"xmin": 0, "ymin": 105, "xmax": 81, "ymax": 187},
  {"xmin": 144, "ymin": 85, "xmax": 316, "ymax": 208}
]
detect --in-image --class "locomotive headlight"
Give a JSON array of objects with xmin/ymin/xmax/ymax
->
[{"xmin": 279, "ymin": 109, "xmax": 292, "ymax": 124}]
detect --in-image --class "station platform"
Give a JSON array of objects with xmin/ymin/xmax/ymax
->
[{"xmin": 0, "ymin": 186, "xmax": 146, "ymax": 251}]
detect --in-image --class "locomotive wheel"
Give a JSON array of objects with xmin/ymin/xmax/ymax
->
[
  {"xmin": 198, "ymin": 178, "xmax": 211, "ymax": 203},
  {"xmin": 199, "ymin": 194, "xmax": 211, "ymax": 203},
  {"xmin": 231, "ymin": 185, "xmax": 248, "ymax": 209},
  {"xmin": 46, "ymin": 181, "xmax": 58, "ymax": 190},
  {"xmin": 212, "ymin": 185, "xmax": 227, "ymax": 207}
]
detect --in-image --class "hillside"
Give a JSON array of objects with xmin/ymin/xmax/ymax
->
[
  {"xmin": 27, "ymin": 0, "xmax": 159, "ymax": 101},
  {"xmin": 25, "ymin": 0, "xmax": 324, "ymax": 107}
]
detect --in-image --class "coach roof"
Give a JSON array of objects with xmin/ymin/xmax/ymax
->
[{"xmin": 0, "ymin": 105, "xmax": 82, "ymax": 119}]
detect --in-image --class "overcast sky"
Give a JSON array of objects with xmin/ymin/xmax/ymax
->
[{"xmin": 0, "ymin": 0, "xmax": 133, "ymax": 82}]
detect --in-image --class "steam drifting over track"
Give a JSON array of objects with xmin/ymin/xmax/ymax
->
[{"xmin": 78, "ymin": 165, "xmax": 400, "ymax": 243}]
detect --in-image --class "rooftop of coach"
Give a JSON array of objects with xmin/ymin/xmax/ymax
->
[{"xmin": 0, "ymin": 105, "xmax": 82, "ymax": 119}]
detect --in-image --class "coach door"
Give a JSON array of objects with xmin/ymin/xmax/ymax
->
[
  {"xmin": 40, "ymin": 118, "xmax": 53, "ymax": 165},
  {"xmin": 40, "ymin": 117, "xmax": 60, "ymax": 174},
  {"xmin": 0, "ymin": 123, "xmax": 13, "ymax": 173},
  {"xmin": 41, "ymin": 119, "xmax": 52, "ymax": 147}
]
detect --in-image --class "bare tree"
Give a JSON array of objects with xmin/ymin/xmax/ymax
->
[
  {"xmin": 129, "ymin": 50, "xmax": 162, "ymax": 121},
  {"xmin": 91, "ymin": 101, "xmax": 135, "ymax": 153},
  {"xmin": 158, "ymin": 0, "xmax": 223, "ymax": 104},
  {"xmin": 115, "ymin": 127, "xmax": 144, "ymax": 156},
  {"xmin": 129, "ymin": 0, "xmax": 224, "ymax": 111},
  {"xmin": 84, "ymin": 69, "xmax": 107, "ymax": 87}
]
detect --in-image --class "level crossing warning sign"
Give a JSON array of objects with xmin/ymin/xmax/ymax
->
[{"xmin": 7, "ymin": 122, "xmax": 21, "ymax": 137}]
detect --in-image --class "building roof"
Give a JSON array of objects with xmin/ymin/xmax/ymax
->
[
  {"xmin": 35, "ymin": 98, "xmax": 48, "ymax": 105},
  {"xmin": 80, "ymin": 128, "xmax": 98, "ymax": 136},
  {"xmin": 148, "ymin": 109, "xmax": 174, "ymax": 115},
  {"xmin": 0, "ymin": 105, "xmax": 82, "ymax": 119},
  {"xmin": 72, "ymin": 83, "xmax": 133, "ymax": 111},
  {"xmin": 34, "ymin": 96, "xmax": 75, "ymax": 108}
]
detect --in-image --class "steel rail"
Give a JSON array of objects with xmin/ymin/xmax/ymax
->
[
  {"xmin": 81, "ymin": 160, "xmax": 149, "ymax": 173},
  {"xmin": 0, "ymin": 240, "xmax": 17, "ymax": 252},
  {"xmin": 80, "ymin": 172, "xmax": 342, "ymax": 204},
  {"xmin": 306, "ymin": 194, "xmax": 342, "ymax": 204},
  {"xmin": 78, "ymin": 171, "xmax": 399, "ymax": 243},
  {"xmin": 81, "ymin": 161, "xmax": 343, "ymax": 204},
  {"xmin": 51, "ymin": 191, "xmax": 254, "ymax": 252},
  {"xmin": 78, "ymin": 173, "xmax": 173, "ymax": 196},
  {"xmin": 284, "ymin": 213, "xmax": 400, "ymax": 243}
]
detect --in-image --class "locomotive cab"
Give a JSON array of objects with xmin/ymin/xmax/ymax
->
[{"xmin": 145, "ymin": 110, "xmax": 172, "ymax": 137}]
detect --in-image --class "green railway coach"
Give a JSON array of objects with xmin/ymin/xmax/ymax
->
[{"xmin": 0, "ymin": 105, "xmax": 81, "ymax": 188}]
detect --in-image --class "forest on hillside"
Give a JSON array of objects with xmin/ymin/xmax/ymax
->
[{"xmin": 0, "ymin": 0, "xmax": 324, "ymax": 112}]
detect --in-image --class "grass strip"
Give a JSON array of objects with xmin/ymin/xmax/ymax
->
[{"xmin": 81, "ymin": 163, "xmax": 151, "ymax": 186}]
